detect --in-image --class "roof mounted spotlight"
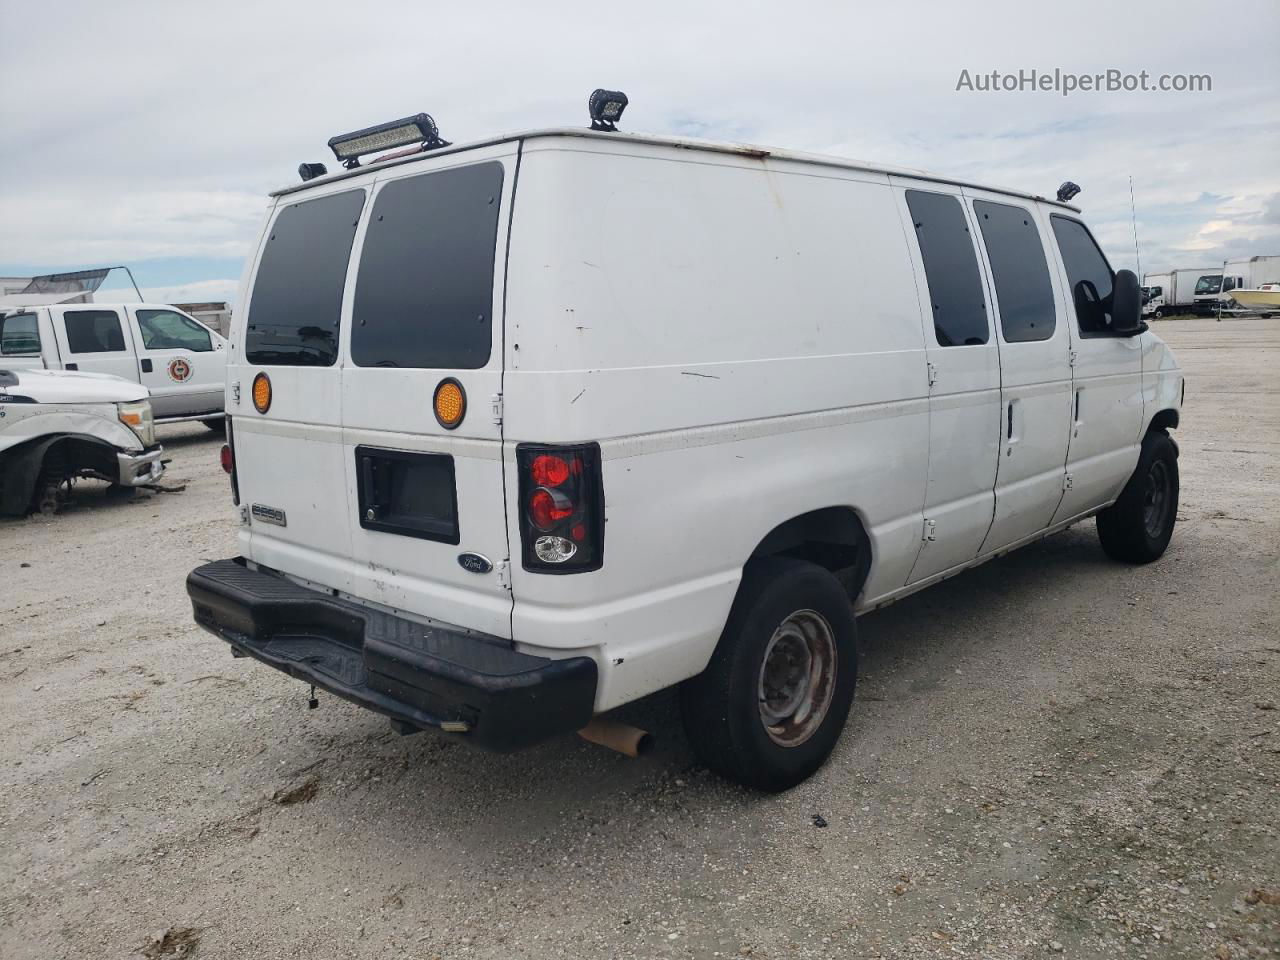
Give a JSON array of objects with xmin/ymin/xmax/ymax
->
[
  {"xmin": 298, "ymin": 162, "xmax": 328, "ymax": 182},
  {"xmin": 327, "ymin": 113, "xmax": 449, "ymax": 169},
  {"xmin": 1056, "ymin": 181, "xmax": 1082, "ymax": 204},
  {"xmin": 588, "ymin": 89, "xmax": 628, "ymax": 132}
]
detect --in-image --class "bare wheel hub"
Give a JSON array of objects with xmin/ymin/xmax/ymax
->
[{"xmin": 758, "ymin": 609, "xmax": 837, "ymax": 747}]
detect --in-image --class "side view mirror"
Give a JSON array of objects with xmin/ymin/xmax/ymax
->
[{"xmin": 1111, "ymin": 269, "xmax": 1147, "ymax": 337}]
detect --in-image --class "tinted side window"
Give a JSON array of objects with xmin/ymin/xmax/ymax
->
[
  {"xmin": 0, "ymin": 313, "xmax": 41, "ymax": 355},
  {"xmin": 351, "ymin": 162, "xmax": 504, "ymax": 369},
  {"xmin": 1050, "ymin": 215, "xmax": 1115, "ymax": 336},
  {"xmin": 973, "ymin": 200, "xmax": 1056, "ymax": 343},
  {"xmin": 65, "ymin": 310, "xmax": 127, "ymax": 353},
  {"xmin": 137, "ymin": 310, "xmax": 214, "ymax": 352},
  {"xmin": 245, "ymin": 189, "xmax": 365, "ymax": 367},
  {"xmin": 905, "ymin": 190, "xmax": 988, "ymax": 346}
]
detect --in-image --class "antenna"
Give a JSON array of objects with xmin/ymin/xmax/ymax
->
[{"xmin": 1129, "ymin": 175, "xmax": 1142, "ymax": 281}]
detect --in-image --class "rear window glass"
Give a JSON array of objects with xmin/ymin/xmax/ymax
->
[
  {"xmin": 973, "ymin": 200, "xmax": 1057, "ymax": 343},
  {"xmin": 65, "ymin": 310, "xmax": 127, "ymax": 353},
  {"xmin": 905, "ymin": 190, "xmax": 989, "ymax": 346},
  {"xmin": 245, "ymin": 189, "xmax": 365, "ymax": 367},
  {"xmin": 351, "ymin": 162, "xmax": 504, "ymax": 369},
  {"xmin": 0, "ymin": 313, "xmax": 40, "ymax": 355},
  {"xmin": 136, "ymin": 309, "xmax": 214, "ymax": 352}
]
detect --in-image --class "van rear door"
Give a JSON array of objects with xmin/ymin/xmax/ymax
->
[
  {"xmin": 339, "ymin": 149, "xmax": 516, "ymax": 640},
  {"xmin": 230, "ymin": 182, "xmax": 368, "ymax": 593}
]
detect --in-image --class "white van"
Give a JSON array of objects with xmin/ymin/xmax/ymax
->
[
  {"xmin": 0, "ymin": 303, "xmax": 227, "ymax": 424},
  {"xmin": 188, "ymin": 116, "xmax": 1183, "ymax": 791}
]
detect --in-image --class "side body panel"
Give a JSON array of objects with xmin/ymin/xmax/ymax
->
[{"xmin": 504, "ymin": 141, "xmax": 930, "ymax": 709}]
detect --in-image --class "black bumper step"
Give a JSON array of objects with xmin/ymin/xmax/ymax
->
[{"xmin": 186, "ymin": 558, "xmax": 597, "ymax": 751}]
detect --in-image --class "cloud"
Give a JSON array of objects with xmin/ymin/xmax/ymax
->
[
  {"xmin": 143, "ymin": 278, "xmax": 240, "ymax": 305},
  {"xmin": 1, "ymin": 0, "xmax": 1277, "ymax": 286}
]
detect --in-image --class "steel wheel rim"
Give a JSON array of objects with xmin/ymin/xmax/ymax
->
[
  {"xmin": 1143, "ymin": 459, "xmax": 1171, "ymax": 537},
  {"xmin": 758, "ymin": 609, "xmax": 837, "ymax": 747}
]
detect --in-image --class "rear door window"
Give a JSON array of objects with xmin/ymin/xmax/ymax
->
[
  {"xmin": 905, "ymin": 189, "xmax": 989, "ymax": 346},
  {"xmin": 136, "ymin": 309, "xmax": 214, "ymax": 351},
  {"xmin": 64, "ymin": 310, "xmax": 127, "ymax": 353},
  {"xmin": 0, "ymin": 313, "xmax": 40, "ymax": 355},
  {"xmin": 1050, "ymin": 215, "xmax": 1115, "ymax": 336},
  {"xmin": 973, "ymin": 200, "xmax": 1056, "ymax": 343},
  {"xmin": 245, "ymin": 189, "xmax": 365, "ymax": 366},
  {"xmin": 351, "ymin": 162, "xmax": 504, "ymax": 369}
]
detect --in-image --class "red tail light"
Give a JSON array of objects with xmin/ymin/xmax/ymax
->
[
  {"xmin": 517, "ymin": 443, "xmax": 603, "ymax": 572},
  {"xmin": 222, "ymin": 418, "xmax": 239, "ymax": 505}
]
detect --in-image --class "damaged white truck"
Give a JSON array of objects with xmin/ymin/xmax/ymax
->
[{"xmin": 0, "ymin": 368, "xmax": 164, "ymax": 516}]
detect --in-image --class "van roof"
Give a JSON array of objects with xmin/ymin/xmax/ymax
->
[{"xmin": 271, "ymin": 127, "xmax": 1083, "ymax": 212}]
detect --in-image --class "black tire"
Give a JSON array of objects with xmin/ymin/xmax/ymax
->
[
  {"xmin": 1096, "ymin": 430, "xmax": 1179, "ymax": 564},
  {"xmin": 680, "ymin": 557, "xmax": 857, "ymax": 792},
  {"xmin": 202, "ymin": 418, "xmax": 227, "ymax": 435},
  {"xmin": 1153, "ymin": 308, "xmax": 1165, "ymax": 319}
]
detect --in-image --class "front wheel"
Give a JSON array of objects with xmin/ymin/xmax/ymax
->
[
  {"xmin": 680, "ymin": 558, "xmax": 857, "ymax": 792},
  {"xmin": 1096, "ymin": 430, "xmax": 1179, "ymax": 564}
]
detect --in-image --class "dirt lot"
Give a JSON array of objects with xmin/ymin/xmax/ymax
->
[{"xmin": 2, "ymin": 317, "xmax": 1277, "ymax": 960}]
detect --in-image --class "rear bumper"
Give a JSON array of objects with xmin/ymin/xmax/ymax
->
[{"xmin": 186, "ymin": 558, "xmax": 597, "ymax": 751}]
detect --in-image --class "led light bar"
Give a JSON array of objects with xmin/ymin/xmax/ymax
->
[
  {"xmin": 588, "ymin": 89, "xmax": 628, "ymax": 131},
  {"xmin": 328, "ymin": 113, "xmax": 442, "ymax": 167}
]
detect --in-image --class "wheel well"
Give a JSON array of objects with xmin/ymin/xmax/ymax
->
[
  {"xmin": 1149, "ymin": 408, "xmax": 1179, "ymax": 433},
  {"xmin": 749, "ymin": 506, "xmax": 872, "ymax": 601}
]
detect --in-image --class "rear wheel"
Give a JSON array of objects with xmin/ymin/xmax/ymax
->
[
  {"xmin": 680, "ymin": 558, "xmax": 857, "ymax": 792},
  {"xmin": 202, "ymin": 418, "xmax": 227, "ymax": 435},
  {"xmin": 1096, "ymin": 430, "xmax": 1179, "ymax": 564}
]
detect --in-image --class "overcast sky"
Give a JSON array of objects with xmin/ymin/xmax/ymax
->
[{"xmin": 2, "ymin": 0, "xmax": 1277, "ymax": 302}]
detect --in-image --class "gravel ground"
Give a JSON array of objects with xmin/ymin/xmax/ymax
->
[{"xmin": 1, "ymin": 316, "xmax": 1277, "ymax": 960}]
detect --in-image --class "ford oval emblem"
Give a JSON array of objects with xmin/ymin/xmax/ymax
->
[{"xmin": 457, "ymin": 552, "xmax": 493, "ymax": 575}]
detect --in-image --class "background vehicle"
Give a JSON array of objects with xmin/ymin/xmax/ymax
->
[
  {"xmin": 189, "ymin": 117, "xmax": 1183, "ymax": 791},
  {"xmin": 0, "ymin": 303, "xmax": 227, "ymax": 425},
  {"xmin": 0, "ymin": 368, "xmax": 163, "ymax": 515},
  {"xmin": 1142, "ymin": 268, "xmax": 1222, "ymax": 317},
  {"xmin": 1218, "ymin": 255, "xmax": 1280, "ymax": 316}
]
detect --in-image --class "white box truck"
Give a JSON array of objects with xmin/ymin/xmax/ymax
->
[{"xmin": 1142, "ymin": 268, "xmax": 1222, "ymax": 317}]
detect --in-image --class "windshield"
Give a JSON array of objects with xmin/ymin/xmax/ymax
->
[{"xmin": 1194, "ymin": 275, "xmax": 1223, "ymax": 295}]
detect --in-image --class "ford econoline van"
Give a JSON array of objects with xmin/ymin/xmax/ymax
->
[
  {"xmin": 188, "ymin": 114, "xmax": 1182, "ymax": 791},
  {"xmin": 0, "ymin": 303, "xmax": 227, "ymax": 424}
]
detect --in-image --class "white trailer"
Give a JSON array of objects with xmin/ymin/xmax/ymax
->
[{"xmin": 1219, "ymin": 255, "xmax": 1280, "ymax": 314}]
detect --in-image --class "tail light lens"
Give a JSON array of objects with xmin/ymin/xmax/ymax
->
[
  {"xmin": 516, "ymin": 443, "xmax": 603, "ymax": 573},
  {"xmin": 223, "ymin": 417, "xmax": 240, "ymax": 505}
]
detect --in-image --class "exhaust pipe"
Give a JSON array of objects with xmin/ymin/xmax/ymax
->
[{"xmin": 578, "ymin": 717, "xmax": 653, "ymax": 758}]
